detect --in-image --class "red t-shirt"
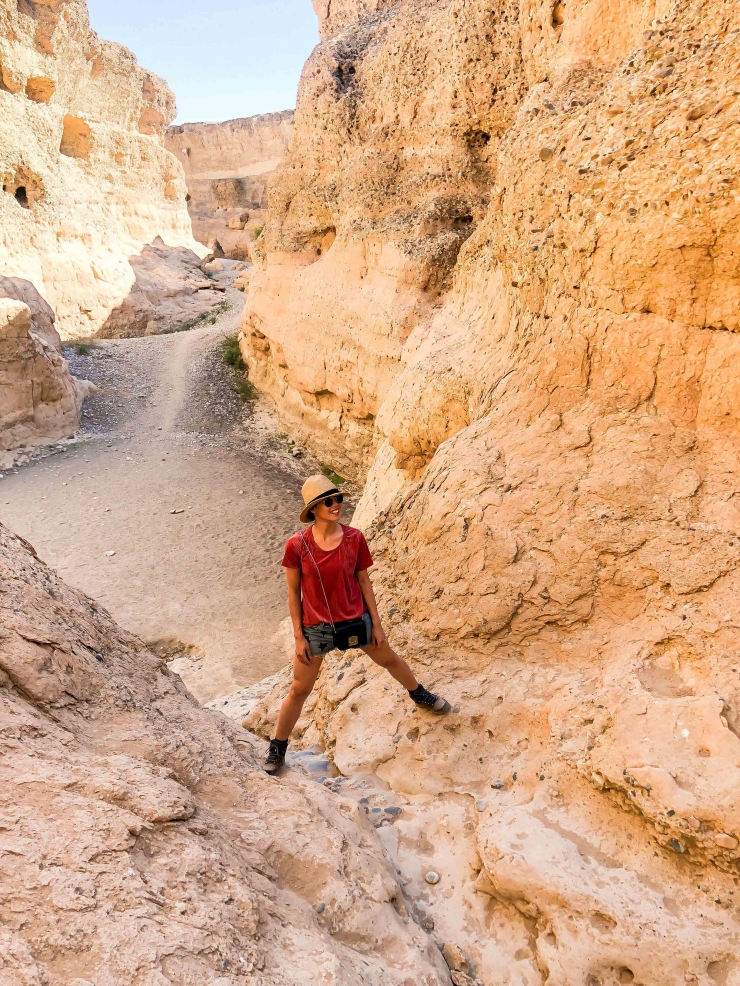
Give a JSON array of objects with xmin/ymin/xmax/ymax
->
[{"xmin": 282, "ymin": 525, "xmax": 373, "ymax": 627}]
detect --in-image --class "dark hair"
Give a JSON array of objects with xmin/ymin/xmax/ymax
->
[{"xmin": 306, "ymin": 509, "xmax": 315, "ymax": 521}]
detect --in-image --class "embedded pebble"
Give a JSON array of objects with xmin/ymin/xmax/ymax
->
[
  {"xmin": 715, "ymin": 833, "xmax": 739, "ymax": 850},
  {"xmin": 491, "ymin": 780, "xmax": 506, "ymax": 789},
  {"xmin": 393, "ymin": 733, "xmax": 402, "ymax": 743},
  {"xmin": 425, "ymin": 871, "xmax": 441, "ymax": 885},
  {"xmin": 476, "ymin": 800, "xmax": 487, "ymax": 812},
  {"xmin": 385, "ymin": 806, "xmax": 402, "ymax": 817}
]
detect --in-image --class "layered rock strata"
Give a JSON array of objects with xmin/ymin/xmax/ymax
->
[
  {"xmin": 242, "ymin": 0, "xmax": 740, "ymax": 979},
  {"xmin": 0, "ymin": 0, "xmax": 206, "ymax": 339},
  {"xmin": 166, "ymin": 112, "xmax": 294, "ymax": 260},
  {"xmin": 0, "ymin": 523, "xmax": 450, "ymax": 985},
  {"xmin": 0, "ymin": 279, "xmax": 92, "ymax": 467}
]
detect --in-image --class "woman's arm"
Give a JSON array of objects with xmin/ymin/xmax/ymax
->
[
  {"xmin": 357, "ymin": 569, "xmax": 387, "ymax": 647},
  {"xmin": 285, "ymin": 568, "xmax": 312, "ymax": 665}
]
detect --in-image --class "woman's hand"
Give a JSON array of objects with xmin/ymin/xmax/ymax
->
[
  {"xmin": 295, "ymin": 634, "xmax": 312, "ymax": 666},
  {"xmin": 371, "ymin": 623, "xmax": 387, "ymax": 649}
]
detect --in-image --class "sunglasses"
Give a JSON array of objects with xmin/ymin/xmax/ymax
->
[{"xmin": 320, "ymin": 494, "xmax": 344, "ymax": 507}]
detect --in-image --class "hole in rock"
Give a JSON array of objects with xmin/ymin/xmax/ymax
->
[
  {"xmin": 60, "ymin": 115, "xmax": 92, "ymax": 159},
  {"xmin": 467, "ymin": 129, "xmax": 491, "ymax": 148},
  {"xmin": 589, "ymin": 912, "xmax": 617, "ymax": 932},
  {"xmin": 618, "ymin": 970, "xmax": 635, "ymax": 984},
  {"xmin": 3, "ymin": 167, "xmax": 44, "ymax": 208},
  {"xmin": 25, "ymin": 75, "xmax": 55, "ymax": 102},
  {"xmin": 708, "ymin": 959, "xmax": 739, "ymax": 985},
  {"xmin": 552, "ymin": 0, "xmax": 565, "ymax": 28},
  {"xmin": 334, "ymin": 61, "xmax": 357, "ymax": 86}
]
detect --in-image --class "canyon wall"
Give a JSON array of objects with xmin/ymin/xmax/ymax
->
[
  {"xmin": 0, "ymin": 282, "xmax": 93, "ymax": 467},
  {"xmin": 0, "ymin": 523, "xmax": 450, "ymax": 985},
  {"xmin": 0, "ymin": 0, "xmax": 205, "ymax": 340},
  {"xmin": 166, "ymin": 112, "xmax": 295, "ymax": 260},
  {"xmin": 243, "ymin": 0, "xmax": 740, "ymax": 980}
]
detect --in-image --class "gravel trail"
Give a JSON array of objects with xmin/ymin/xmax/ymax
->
[{"xmin": 0, "ymin": 271, "xmax": 327, "ymax": 702}]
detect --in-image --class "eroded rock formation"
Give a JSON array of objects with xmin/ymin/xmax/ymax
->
[
  {"xmin": 242, "ymin": 0, "xmax": 740, "ymax": 980},
  {"xmin": 98, "ymin": 239, "xmax": 226, "ymax": 338},
  {"xmin": 0, "ymin": 0, "xmax": 207, "ymax": 339},
  {"xmin": 0, "ymin": 279, "xmax": 93, "ymax": 467},
  {"xmin": 0, "ymin": 524, "xmax": 450, "ymax": 985},
  {"xmin": 165, "ymin": 112, "xmax": 294, "ymax": 260}
]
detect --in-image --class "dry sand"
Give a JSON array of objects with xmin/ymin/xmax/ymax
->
[{"xmin": 0, "ymin": 281, "xmax": 330, "ymax": 703}]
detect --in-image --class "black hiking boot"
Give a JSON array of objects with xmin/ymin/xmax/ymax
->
[
  {"xmin": 408, "ymin": 684, "xmax": 452, "ymax": 715},
  {"xmin": 264, "ymin": 738, "xmax": 288, "ymax": 775}
]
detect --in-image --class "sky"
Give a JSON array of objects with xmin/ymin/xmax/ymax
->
[{"xmin": 86, "ymin": 0, "xmax": 319, "ymax": 124}]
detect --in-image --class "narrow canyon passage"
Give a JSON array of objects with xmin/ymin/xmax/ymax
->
[{"xmin": 0, "ymin": 283, "xmax": 310, "ymax": 704}]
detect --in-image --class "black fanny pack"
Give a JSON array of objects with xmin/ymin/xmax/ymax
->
[
  {"xmin": 300, "ymin": 532, "xmax": 370, "ymax": 651},
  {"xmin": 332, "ymin": 616, "xmax": 370, "ymax": 651}
]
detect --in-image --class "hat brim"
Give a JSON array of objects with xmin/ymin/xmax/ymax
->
[{"xmin": 300, "ymin": 488, "xmax": 339, "ymax": 523}]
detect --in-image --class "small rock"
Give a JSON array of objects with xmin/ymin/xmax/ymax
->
[
  {"xmin": 715, "ymin": 833, "xmax": 739, "ymax": 850},
  {"xmin": 106, "ymin": 550, "xmax": 116, "ymax": 557},
  {"xmin": 170, "ymin": 508, "xmax": 185, "ymax": 515},
  {"xmin": 452, "ymin": 706, "xmax": 460, "ymax": 713},
  {"xmin": 475, "ymin": 800, "xmax": 487, "ymax": 811},
  {"xmin": 491, "ymin": 780, "xmax": 506, "ymax": 789},
  {"xmin": 421, "ymin": 915, "xmax": 435, "ymax": 931},
  {"xmin": 539, "ymin": 146, "xmax": 554, "ymax": 161},
  {"xmin": 316, "ymin": 902, "xmax": 325, "ymax": 914},
  {"xmin": 393, "ymin": 733, "xmax": 402, "ymax": 743},
  {"xmin": 385, "ymin": 806, "xmax": 402, "ymax": 816},
  {"xmin": 425, "ymin": 871, "xmax": 441, "ymax": 885},
  {"xmin": 687, "ymin": 103, "xmax": 709, "ymax": 121}
]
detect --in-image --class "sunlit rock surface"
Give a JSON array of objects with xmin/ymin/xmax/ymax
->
[
  {"xmin": 242, "ymin": 0, "xmax": 740, "ymax": 979},
  {"xmin": 0, "ymin": 0, "xmax": 204, "ymax": 339},
  {"xmin": 0, "ymin": 524, "xmax": 450, "ymax": 985}
]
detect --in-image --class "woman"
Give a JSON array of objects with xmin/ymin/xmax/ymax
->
[{"xmin": 264, "ymin": 474, "xmax": 451, "ymax": 775}]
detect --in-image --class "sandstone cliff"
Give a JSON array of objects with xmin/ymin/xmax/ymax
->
[
  {"xmin": 242, "ymin": 0, "xmax": 740, "ymax": 980},
  {"xmin": 166, "ymin": 112, "xmax": 295, "ymax": 260},
  {"xmin": 0, "ymin": 0, "xmax": 207, "ymax": 339},
  {"xmin": 0, "ymin": 280, "xmax": 93, "ymax": 467},
  {"xmin": 0, "ymin": 523, "xmax": 450, "ymax": 985}
]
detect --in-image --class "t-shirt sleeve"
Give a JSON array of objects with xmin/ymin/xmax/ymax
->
[
  {"xmin": 354, "ymin": 532, "xmax": 374, "ymax": 572},
  {"xmin": 282, "ymin": 536, "xmax": 301, "ymax": 569}
]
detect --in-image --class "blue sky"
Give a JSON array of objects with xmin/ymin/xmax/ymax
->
[{"xmin": 86, "ymin": 0, "xmax": 319, "ymax": 123}]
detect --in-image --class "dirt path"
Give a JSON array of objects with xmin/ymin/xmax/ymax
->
[{"xmin": 0, "ymin": 272, "xmax": 329, "ymax": 703}]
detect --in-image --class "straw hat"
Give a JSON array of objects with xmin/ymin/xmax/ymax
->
[{"xmin": 300, "ymin": 474, "xmax": 340, "ymax": 523}]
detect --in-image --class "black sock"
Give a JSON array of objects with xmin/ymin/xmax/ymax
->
[
  {"xmin": 408, "ymin": 684, "xmax": 426, "ymax": 697},
  {"xmin": 271, "ymin": 738, "xmax": 288, "ymax": 752}
]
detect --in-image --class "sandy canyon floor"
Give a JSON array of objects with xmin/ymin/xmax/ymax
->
[{"xmin": 0, "ymin": 281, "xmax": 319, "ymax": 704}]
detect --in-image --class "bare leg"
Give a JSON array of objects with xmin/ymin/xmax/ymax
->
[
  {"xmin": 361, "ymin": 639, "xmax": 418, "ymax": 690},
  {"xmin": 274, "ymin": 653, "xmax": 324, "ymax": 741}
]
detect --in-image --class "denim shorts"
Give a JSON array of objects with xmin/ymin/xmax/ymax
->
[{"xmin": 303, "ymin": 612, "xmax": 372, "ymax": 656}]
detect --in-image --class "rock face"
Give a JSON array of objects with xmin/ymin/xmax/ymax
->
[
  {"xmin": 166, "ymin": 112, "xmax": 294, "ymax": 261},
  {"xmin": 242, "ymin": 0, "xmax": 740, "ymax": 979},
  {"xmin": 0, "ymin": 279, "xmax": 93, "ymax": 467},
  {"xmin": 98, "ymin": 239, "xmax": 226, "ymax": 338},
  {"xmin": 0, "ymin": 524, "xmax": 450, "ymax": 985},
  {"xmin": 0, "ymin": 0, "xmax": 206, "ymax": 339}
]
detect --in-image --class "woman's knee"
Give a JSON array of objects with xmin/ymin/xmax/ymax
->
[
  {"xmin": 289, "ymin": 679, "xmax": 314, "ymax": 703},
  {"xmin": 366, "ymin": 644, "xmax": 395, "ymax": 669}
]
